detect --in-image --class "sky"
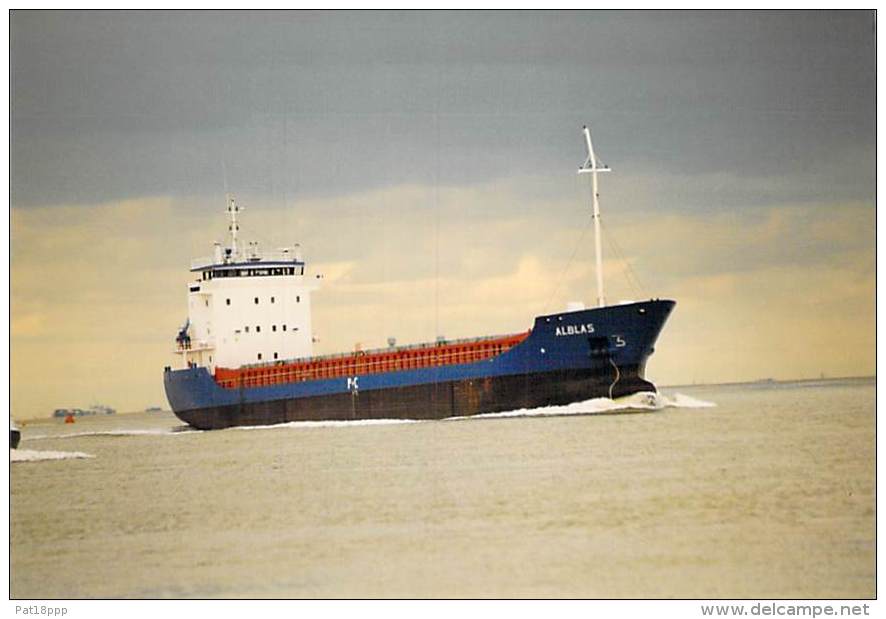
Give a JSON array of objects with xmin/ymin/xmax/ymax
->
[{"xmin": 10, "ymin": 10, "xmax": 876, "ymax": 419}]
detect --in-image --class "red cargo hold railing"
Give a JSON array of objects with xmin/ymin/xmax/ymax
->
[{"xmin": 214, "ymin": 331, "xmax": 530, "ymax": 390}]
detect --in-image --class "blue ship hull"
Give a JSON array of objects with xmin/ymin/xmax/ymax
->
[{"xmin": 164, "ymin": 300, "xmax": 675, "ymax": 430}]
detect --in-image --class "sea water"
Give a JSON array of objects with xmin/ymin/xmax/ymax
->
[{"xmin": 10, "ymin": 378, "xmax": 874, "ymax": 598}]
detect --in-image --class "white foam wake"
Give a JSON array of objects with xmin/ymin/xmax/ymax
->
[
  {"xmin": 454, "ymin": 391, "xmax": 715, "ymax": 421},
  {"xmin": 231, "ymin": 417, "xmax": 424, "ymax": 432},
  {"xmin": 11, "ymin": 449, "xmax": 95, "ymax": 462},
  {"xmin": 662, "ymin": 392, "xmax": 717, "ymax": 409},
  {"xmin": 457, "ymin": 391, "xmax": 656, "ymax": 420},
  {"xmin": 24, "ymin": 427, "xmax": 197, "ymax": 441}
]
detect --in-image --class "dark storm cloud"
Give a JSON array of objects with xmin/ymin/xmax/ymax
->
[{"xmin": 11, "ymin": 10, "xmax": 875, "ymax": 207}]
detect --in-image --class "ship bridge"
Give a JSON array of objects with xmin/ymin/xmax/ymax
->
[{"xmin": 191, "ymin": 250, "xmax": 307, "ymax": 280}]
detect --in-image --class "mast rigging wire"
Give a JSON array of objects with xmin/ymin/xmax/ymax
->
[
  {"xmin": 542, "ymin": 170, "xmax": 649, "ymax": 313},
  {"xmin": 541, "ymin": 212, "xmax": 592, "ymax": 315},
  {"xmin": 600, "ymin": 219, "xmax": 647, "ymax": 300}
]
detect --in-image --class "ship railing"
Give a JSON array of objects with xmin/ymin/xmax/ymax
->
[
  {"xmin": 191, "ymin": 251, "xmax": 302, "ymax": 270},
  {"xmin": 174, "ymin": 340, "xmax": 215, "ymax": 353},
  {"xmin": 239, "ymin": 331, "xmax": 528, "ymax": 369}
]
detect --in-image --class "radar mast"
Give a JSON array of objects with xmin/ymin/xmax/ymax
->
[{"xmin": 226, "ymin": 194, "xmax": 243, "ymax": 260}]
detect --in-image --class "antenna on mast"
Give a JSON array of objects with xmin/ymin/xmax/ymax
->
[
  {"xmin": 577, "ymin": 125, "xmax": 611, "ymax": 308},
  {"xmin": 226, "ymin": 194, "xmax": 243, "ymax": 259}
]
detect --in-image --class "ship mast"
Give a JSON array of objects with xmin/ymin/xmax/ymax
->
[{"xmin": 577, "ymin": 125, "xmax": 611, "ymax": 308}]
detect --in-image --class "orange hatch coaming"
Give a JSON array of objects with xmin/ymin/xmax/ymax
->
[{"xmin": 213, "ymin": 331, "xmax": 530, "ymax": 389}]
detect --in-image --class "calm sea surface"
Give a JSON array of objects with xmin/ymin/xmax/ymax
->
[{"xmin": 11, "ymin": 378, "xmax": 874, "ymax": 599}]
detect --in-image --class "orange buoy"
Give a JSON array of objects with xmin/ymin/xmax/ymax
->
[{"xmin": 64, "ymin": 414, "xmax": 75, "ymax": 424}]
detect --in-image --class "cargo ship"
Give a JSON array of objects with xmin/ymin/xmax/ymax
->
[{"xmin": 164, "ymin": 127, "xmax": 675, "ymax": 430}]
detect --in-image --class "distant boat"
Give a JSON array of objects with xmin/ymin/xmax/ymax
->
[
  {"xmin": 52, "ymin": 404, "xmax": 116, "ymax": 418},
  {"xmin": 145, "ymin": 406, "xmax": 163, "ymax": 412}
]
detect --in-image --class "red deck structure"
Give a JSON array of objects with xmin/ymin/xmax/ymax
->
[{"xmin": 214, "ymin": 332, "xmax": 530, "ymax": 389}]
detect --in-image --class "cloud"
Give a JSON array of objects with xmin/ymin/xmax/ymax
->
[
  {"xmin": 11, "ymin": 12, "xmax": 874, "ymax": 206},
  {"xmin": 10, "ymin": 179, "xmax": 873, "ymax": 418}
]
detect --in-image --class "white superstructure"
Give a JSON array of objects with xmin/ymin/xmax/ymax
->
[{"xmin": 175, "ymin": 196, "xmax": 319, "ymax": 370}]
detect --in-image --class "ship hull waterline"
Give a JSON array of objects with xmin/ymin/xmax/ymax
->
[
  {"xmin": 173, "ymin": 366, "xmax": 655, "ymax": 430},
  {"xmin": 165, "ymin": 300, "xmax": 675, "ymax": 431}
]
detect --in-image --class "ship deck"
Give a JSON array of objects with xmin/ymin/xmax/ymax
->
[{"xmin": 214, "ymin": 331, "xmax": 531, "ymax": 389}]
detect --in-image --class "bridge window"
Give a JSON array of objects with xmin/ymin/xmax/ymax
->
[
  {"xmin": 282, "ymin": 324, "xmax": 287, "ymax": 331},
  {"xmin": 254, "ymin": 297, "xmax": 259, "ymax": 304},
  {"xmin": 226, "ymin": 298, "xmax": 231, "ymax": 306},
  {"xmin": 245, "ymin": 326, "xmax": 250, "ymax": 333},
  {"xmin": 272, "ymin": 325, "xmax": 277, "ymax": 332},
  {"xmin": 296, "ymin": 296, "xmax": 300, "ymax": 303},
  {"xmin": 257, "ymin": 353, "xmax": 262, "ymax": 361},
  {"xmin": 273, "ymin": 352, "xmax": 278, "ymax": 360},
  {"xmin": 271, "ymin": 296, "xmax": 275, "ymax": 304},
  {"xmin": 256, "ymin": 326, "xmax": 261, "ymax": 333}
]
